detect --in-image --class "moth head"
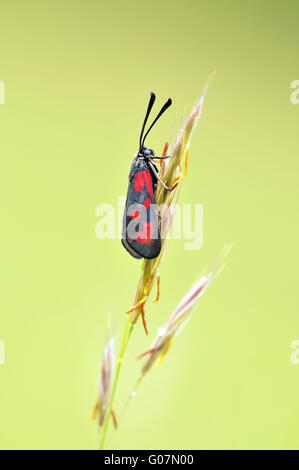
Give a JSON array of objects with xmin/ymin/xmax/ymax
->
[{"xmin": 139, "ymin": 147, "xmax": 154, "ymax": 158}]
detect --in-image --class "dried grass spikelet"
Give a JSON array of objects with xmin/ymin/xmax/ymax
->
[
  {"xmin": 137, "ymin": 245, "xmax": 230, "ymax": 376},
  {"xmin": 92, "ymin": 335, "xmax": 115, "ymax": 428},
  {"xmin": 128, "ymin": 77, "xmax": 214, "ymax": 334}
]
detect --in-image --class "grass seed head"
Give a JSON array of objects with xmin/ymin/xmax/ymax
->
[
  {"xmin": 139, "ymin": 245, "xmax": 230, "ymax": 375},
  {"xmin": 94, "ymin": 335, "xmax": 115, "ymax": 427},
  {"xmin": 130, "ymin": 78, "xmax": 214, "ymax": 330}
]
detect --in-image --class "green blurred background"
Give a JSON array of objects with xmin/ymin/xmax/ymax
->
[{"xmin": 1, "ymin": 0, "xmax": 299, "ymax": 450}]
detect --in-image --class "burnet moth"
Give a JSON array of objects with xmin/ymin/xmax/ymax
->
[{"xmin": 122, "ymin": 92, "xmax": 173, "ymax": 259}]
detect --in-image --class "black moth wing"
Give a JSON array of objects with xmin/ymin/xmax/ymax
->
[
  {"xmin": 122, "ymin": 157, "xmax": 161, "ymax": 259},
  {"xmin": 121, "ymin": 237, "xmax": 142, "ymax": 259}
]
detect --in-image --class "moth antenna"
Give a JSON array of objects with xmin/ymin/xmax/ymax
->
[
  {"xmin": 139, "ymin": 92, "xmax": 156, "ymax": 149},
  {"xmin": 141, "ymin": 98, "xmax": 172, "ymax": 147}
]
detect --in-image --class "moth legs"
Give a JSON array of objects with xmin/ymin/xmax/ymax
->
[{"xmin": 147, "ymin": 159, "xmax": 176, "ymax": 191}]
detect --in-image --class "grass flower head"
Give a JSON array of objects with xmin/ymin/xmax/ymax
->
[
  {"xmin": 128, "ymin": 77, "xmax": 214, "ymax": 334},
  {"xmin": 138, "ymin": 245, "xmax": 230, "ymax": 376},
  {"xmin": 92, "ymin": 335, "xmax": 115, "ymax": 428}
]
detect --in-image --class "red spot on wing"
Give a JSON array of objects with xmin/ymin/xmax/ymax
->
[
  {"xmin": 143, "ymin": 169, "xmax": 153, "ymax": 198},
  {"xmin": 130, "ymin": 210, "xmax": 140, "ymax": 219},
  {"xmin": 144, "ymin": 198, "xmax": 151, "ymax": 210},
  {"xmin": 136, "ymin": 223, "xmax": 154, "ymax": 245},
  {"xmin": 134, "ymin": 172, "xmax": 144, "ymax": 192}
]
